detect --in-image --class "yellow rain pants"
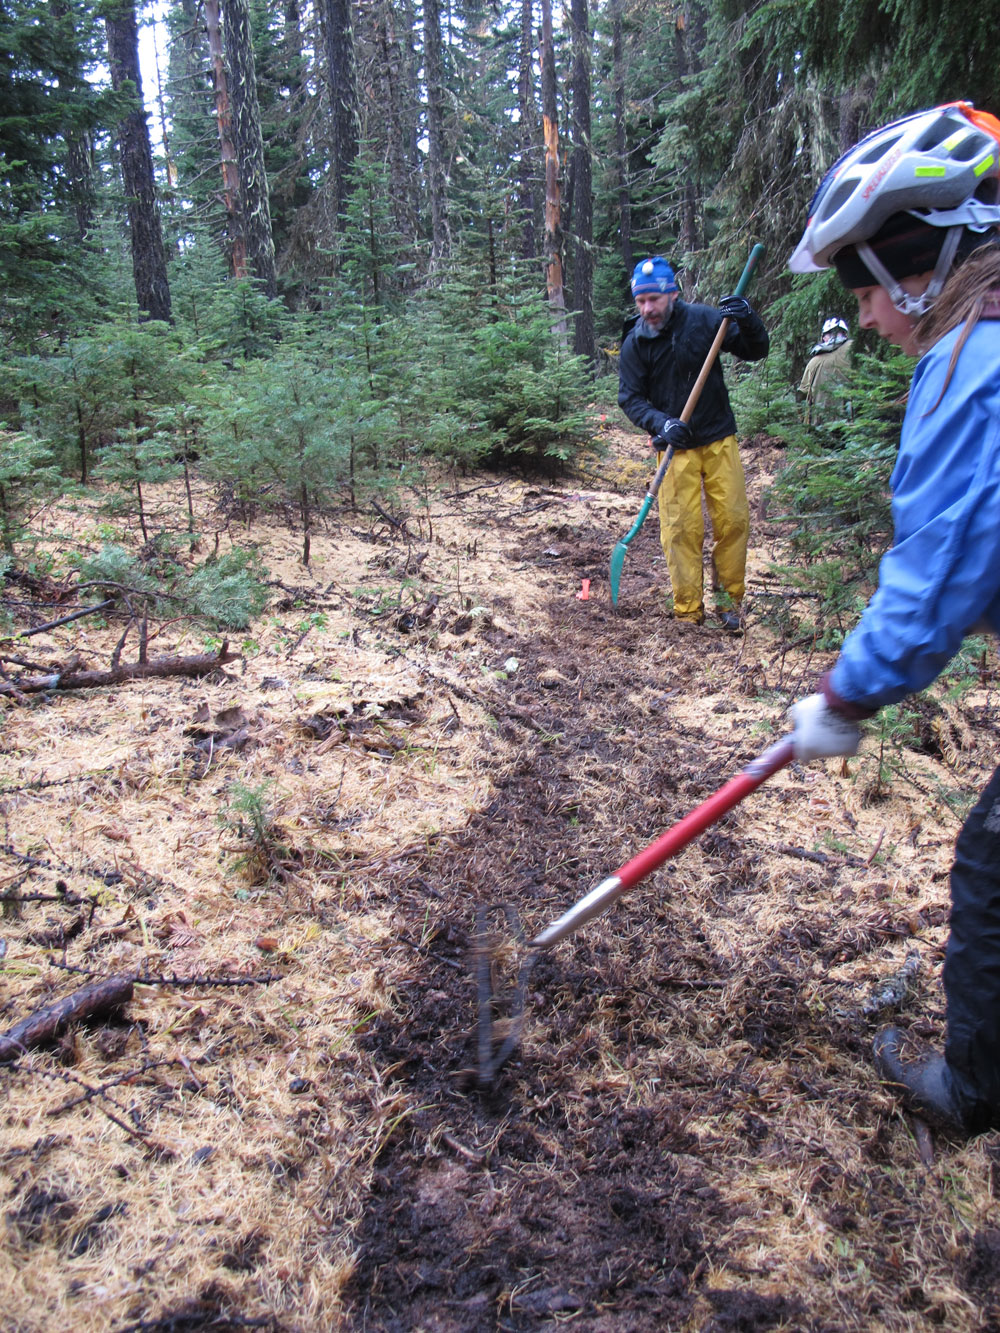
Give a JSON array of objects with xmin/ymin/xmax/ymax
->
[{"xmin": 656, "ymin": 434, "xmax": 749, "ymax": 622}]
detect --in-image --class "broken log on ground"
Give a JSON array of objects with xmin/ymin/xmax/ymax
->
[
  {"xmin": 0, "ymin": 974, "xmax": 134, "ymax": 1062},
  {"xmin": 0, "ymin": 643, "xmax": 239, "ymax": 698}
]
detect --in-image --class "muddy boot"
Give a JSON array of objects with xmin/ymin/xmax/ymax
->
[{"xmin": 873, "ymin": 1026, "xmax": 970, "ymax": 1136}]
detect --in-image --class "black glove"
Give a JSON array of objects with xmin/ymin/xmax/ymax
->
[
  {"xmin": 718, "ymin": 294, "xmax": 754, "ymax": 323},
  {"xmin": 651, "ymin": 417, "xmax": 695, "ymax": 451}
]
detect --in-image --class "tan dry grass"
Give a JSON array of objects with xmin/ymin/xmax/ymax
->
[{"xmin": 1, "ymin": 439, "xmax": 999, "ymax": 1331}]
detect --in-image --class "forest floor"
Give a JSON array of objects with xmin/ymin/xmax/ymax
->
[{"xmin": 2, "ymin": 420, "xmax": 1000, "ymax": 1333}]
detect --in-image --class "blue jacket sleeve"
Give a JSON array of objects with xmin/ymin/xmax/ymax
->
[{"xmin": 830, "ymin": 323, "xmax": 1000, "ymax": 712}]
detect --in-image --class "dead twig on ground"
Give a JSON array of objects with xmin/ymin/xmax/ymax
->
[{"xmin": 16, "ymin": 599, "xmax": 116, "ymax": 639}]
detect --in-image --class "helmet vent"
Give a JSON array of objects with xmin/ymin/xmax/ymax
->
[
  {"xmin": 820, "ymin": 178, "xmax": 862, "ymax": 219},
  {"xmin": 949, "ymin": 134, "xmax": 984, "ymax": 162},
  {"xmin": 857, "ymin": 134, "xmax": 903, "ymax": 165},
  {"xmin": 914, "ymin": 123, "xmax": 958, "ymax": 153}
]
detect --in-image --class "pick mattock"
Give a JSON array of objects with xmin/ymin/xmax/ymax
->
[
  {"xmin": 609, "ymin": 241, "xmax": 765, "ymax": 607},
  {"xmin": 476, "ymin": 734, "xmax": 794, "ymax": 1088}
]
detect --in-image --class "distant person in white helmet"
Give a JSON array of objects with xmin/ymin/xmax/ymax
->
[
  {"xmin": 786, "ymin": 102, "xmax": 1000, "ymax": 1138},
  {"xmin": 798, "ymin": 317, "xmax": 854, "ymax": 425}
]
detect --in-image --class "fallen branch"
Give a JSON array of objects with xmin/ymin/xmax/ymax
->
[
  {"xmin": 0, "ymin": 974, "xmax": 134, "ymax": 1062},
  {"xmin": 773, "ymin": 842, "xmax": 869, "ymax": 869},
  {"xmin": 0, "ymin": 642, "xmax": 239, "ymax": 698},
  {"xmin": 17, "ymin": 599, "xmax": 115, "ymax": 639}
]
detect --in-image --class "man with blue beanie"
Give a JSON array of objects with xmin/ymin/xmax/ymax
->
[{"xmin": 618, "ymin": 256, "xmax": 769, "ymax": 629}]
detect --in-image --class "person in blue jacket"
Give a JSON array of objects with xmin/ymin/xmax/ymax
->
[
  {"xmin": 618, "ymin": 257, "xmax": 769, "ymax": 630},
  {"xmin": 787, "ymin": 102, "xmax": 1000, "ymax": 1137}
]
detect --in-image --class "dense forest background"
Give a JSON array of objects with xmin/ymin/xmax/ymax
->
[{"xmin": 2, "ymin": 0, "xmax": 999, "ymax": 590}]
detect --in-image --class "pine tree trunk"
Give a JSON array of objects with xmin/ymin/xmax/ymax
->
[
  {"xmin": 52, "ymin": 0, "xmax": 95, "ymax": 244},
  {"xmin": 205, "ymin": 0, "xmax": 247, "ymax": 278},
  {"xmin": 539, "ymin": 0, "xmax": 566, "ymax": 335},
  {"xmin": 518, "ymin": 0, "xmax": 538, "ymax": 263},
  {"xmin": 65, "ymin": 129, "xmax": 95, "ymax": 245},
  {"xmin": 322, "ymin": 0, "xmax": 359, "ymax": 227},
  {"xmin": 569, "ymin": 0, "xmax": 594, "ymax": 364},
  {"xmin": 104, "ymin": 0, "xmax": 172, "ymax": 323},
  {"xmin": 222, "ymin": 0, "xmax": 277, "ymax": 297},
  {"xmin": 673, "ymin": 6, "xmax": 702, "ymax": 256},
  {"xmin": 374, "ymin": 0, "xmax": 418, "ymax": 247},
  {"xmin": 423, "ymin": 0, "xmax": 450, "ymax": 266},
  {"xmin": 611, "ymin": 0, "xmax": 632, "ymax": 274}
]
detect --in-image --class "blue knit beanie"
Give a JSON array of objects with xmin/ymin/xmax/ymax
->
[{"xmin": 630, "ymin": 256, "xmax": 677, "ymax": 296}]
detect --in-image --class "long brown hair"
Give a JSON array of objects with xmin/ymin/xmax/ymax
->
[{"xmin": 915, "ymin": 241, "xmax": 1000, "ymax": 407}]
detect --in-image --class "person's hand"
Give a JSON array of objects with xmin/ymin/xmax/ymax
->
[
  {"xmin": 789, "ymin": 693, "xmax": 861, "ymax": 762},
  {"xmin": 718, "ymin": 294, "xmax": 754, "ymax": 323},
  {"xmin": 651, "ymin": 417, "xmax": 694, "ymax": 451}
]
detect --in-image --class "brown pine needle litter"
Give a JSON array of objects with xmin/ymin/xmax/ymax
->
[{"xmin": 1, "ymin": 445, "xmax": 999, "ymax": 1332}]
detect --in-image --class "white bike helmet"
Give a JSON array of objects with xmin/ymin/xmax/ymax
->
[
  {"xmin": 822, "ymin": 317, "xmax": 849, "ymax": 339},
  {"xmin": 790, "ymin": 103, "xmax": 1000, "ymax": 313}
]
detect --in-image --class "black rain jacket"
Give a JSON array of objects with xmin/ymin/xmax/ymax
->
[{"xmin": 617, "ymin": 299, "xmax": 769, "ymax": 445}]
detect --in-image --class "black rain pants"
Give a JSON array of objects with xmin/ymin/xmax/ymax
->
[{"xmin": 944, "ymin": 762, "xmax": 1000, "ymax": 1132}]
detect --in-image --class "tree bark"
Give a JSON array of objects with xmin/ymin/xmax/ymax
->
[
  {"xmin": 0, "ymin": 644, "xmax": 240, "ymax": 699},
  {"xmin": 222, "ymin": 0, "xmax": 277, "ymax": 296},
  {"xmin": 374, "ymin": 0, "xmax": 418, "ymax": 247},
  {"xmin": 205, "ymin": 0, "xmax": 247, "ymax": 278},
  {"xmin": 104, "ymin": 0, "xmax": 172, "ymax": 322},
  {"xmin": 569, "ymin": 0, "xmax": 594, "ymax": 364},
  {"xmin": 611, "ymin": 0, "xmax": 632, "ymax": 274},
  {"xmin": 673, "ymin": 5, "xmax": 702, "ymax": 257},
  {"xmin": 423, "ymin": 0, "xmax": 451, "ymax": 266},
  {"xmin": 322, "ymin": 0, "xmax": 360, "ymax": 228},
  {"xmin": 52, "ymin": 0, "xmax": 96, "ymax": 244},
  {"xmin": 517, "ymin": 0, "xmax": 538, "ymax": 263},
  {"xmin": 539, "ymin": 0, "xmax": 566, "ymax": 334},
  {"xmin": 0, "ymin": 975, "xmax": 134, "ymax": 1063}
]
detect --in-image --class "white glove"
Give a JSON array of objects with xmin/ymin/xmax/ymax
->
[{"xmin": 789, "ymin": 693, "xmax": 861, "ymax": 763}]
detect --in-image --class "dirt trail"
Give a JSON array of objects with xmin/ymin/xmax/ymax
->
[{"xmin": 2, "ymin": 432, "xmax": 999, "ymax": 1332}]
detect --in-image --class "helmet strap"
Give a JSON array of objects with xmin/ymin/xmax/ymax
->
[{"xmin": 856, "ymin": 227, "xmax": 963, "ymax": 316}]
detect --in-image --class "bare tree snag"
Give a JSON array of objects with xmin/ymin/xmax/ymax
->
[
  {"xmin": 222, "ymin": 0, "xmax": 278, "ymax": 297},
  {"xmin": 423, "ymin": 0, "xmax": 450, "ymax": 264},
  {"xmin": 539, "ymin": 0, "xmax": 566, "ymax": 337},
  {"xmin": 205, "ymin": 0, "xmax": 248, "ymax": 278},
  {"xmin": 0, "ymin": 643, "xmax": 239, "ymax": 699},
  {"xmin": 569, "ymin": 0, "xmax": 595, "ymax": 364},
  {"xmin": 0, "ymin": 975, "xmax": 134, "ymax": 1063}
]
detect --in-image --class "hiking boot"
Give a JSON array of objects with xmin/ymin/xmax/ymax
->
[
  {"xmin": 873, "ymin": 1026, "xmax": 970, "ymax": 1136},
  {"xmin": 719, "ymin": 608, "xmax": 744, "ymax": 634}
]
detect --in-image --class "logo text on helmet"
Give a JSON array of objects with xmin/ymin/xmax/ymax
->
[{"xmin": 862, "ymin": 144, "xmax": 904, "ymax": 201}]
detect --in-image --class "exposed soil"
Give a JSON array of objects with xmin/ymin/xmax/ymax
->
[{"xmin": 2, "ymin": 425, "xmax": 1000, "ymax": 1332}]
